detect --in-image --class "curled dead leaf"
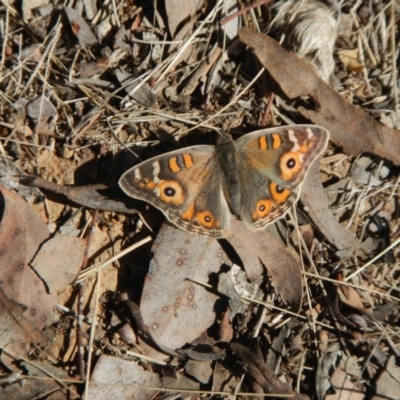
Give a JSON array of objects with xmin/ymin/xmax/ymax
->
[{"xmin": 338, "ymin": 49, "xmax": 364, "ymax": 72}]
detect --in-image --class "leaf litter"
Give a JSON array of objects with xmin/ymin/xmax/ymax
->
[{"xmin": 0, "ymin": 0, "xmax": 400, "ymax": 399}]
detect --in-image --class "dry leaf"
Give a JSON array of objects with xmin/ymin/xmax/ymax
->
[
  {"xmin": 1, "ymin": 360, "xmax": 73, "ymax": 400},
  {"xmin": 301, "ymin": 163, "xmax": 361, "ymax": 256},
  {"xmin": 91, "ymin": 351, "xmax": 200, "ymax": 397},
  {"xmin": 316, "ymin": 347, "xmax": 340, "ymax": 400},
  {"xmin": 229, "ymin": 342, "xmax": 303, "ymax": 398},
  {"xmin": 328, "ymin": 355, "xmax": 365, "ymax": 400},
  {"xmin": 338, "ymin": 49, "xmax": 364, "ymax": 72},
  {"xmin": 337, "ymin": 286, "xmax": 366, "ymax": 310},
  {"xmin": 79, "ymin": 59, "xmax": 109, "ymax": 79},
  {"xmin": 31, "ymin": 234, "xmax": 85, "ymax": 295},
  {"xmin": 0, "ymin": 186, "xmax": 84, "ymax": 329},
  {"xmin": 89, "ymin": 355, "xmax": 163, "ymax": 399},
  {"xmin": 184, "ymin": 360, "xmax": 213, "ymax": 384},
  {"xmin": 0, "ymin": 289, "xmax": 48, "ymax": 353},
  {"xmin": 22, "ymin": 0, "xmax": 50, "ymax": 20},
  {"xmin": 26, "ymin": 96, "xmax": 56, "ymax": 123},
  {"xmin": 165, "ymin": 0, "xmax": 203, "ymax": 37},
  {"xmin": 375, "ymin": 356, "xmax": 400, "ymax": 399},
  {"xmin": 0, "ymin": 185, "xmax": 51, "ymax": 327},
  {"xmin": 114, "ymin": 70, "xmax": 156, "ymax": 107},
  {"xmin": 140, "ymin": 223, "xmax": 224, "ymax": 358},
  {"xmin": 23, "ymin": 177, "xmax": 142, "ymax": 215},
  {"xmin": 64, "ymin": 7, "xmax": 98, "ymax": 48},
  {"xmin": 227, "ymin": 218, "xmax": 303, "ymax": 313},
  {"xmin": 218, "ymin": 310, "xmax": 233, "ymax": 342}
]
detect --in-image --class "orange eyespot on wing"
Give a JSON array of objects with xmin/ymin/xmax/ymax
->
[
  {"xmin": 270, "ymin": 182, "xmax": 291, "ymax": 203},
  {"xmin": 280, "ymin": 151, "xmax": 302, "ymax": 180},
  {"xmin": 197, "ymin": 211, "xmax": 219, "ymax": 229},
  {"xmin": 157, "ymin": 180, "xmax": 185, "ymax": 205},
  {"xmin": 252, "ymin": 199, "xmax": 272, "ymax": 220}
]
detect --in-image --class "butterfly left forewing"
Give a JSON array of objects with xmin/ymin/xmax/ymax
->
[
  {"xmin": 235, "ymin": 125, "xmax": 329, "ymax": 230},
  {"xmin": 119, "ymin": 145, "xmax": 230, "ymax": 238}
]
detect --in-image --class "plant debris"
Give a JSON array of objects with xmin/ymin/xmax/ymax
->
[{"xmin": 0, "ymin": 0, "xmax": 399, "ymax": 399}]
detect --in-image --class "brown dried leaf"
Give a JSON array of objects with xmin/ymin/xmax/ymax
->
[
  {"xmin": 301, "ymin": 163, "xmax": 361, "ymax": 255},
  {"xmin": 79, "ymin": 59, "xmax": 108, "ymax": 79},
  {"xmin": 375, "ymin": 356, "xmax": 400, "ymax": 399},
  {"xmin": 0, "ymin": 186, "xmax": 51, "ymax": 327},
  {"xmin": 226, "ymin": 219, "xmax": 303, "ymax": 313},
  {"xmin": 26, "ymin": 96, "xmax": 56, "ymax": 123},
  {"xmin": 31, "ymin": 234, "xmax": 85, "ymax": 295},
  {"xmin": 224, "ymin": 222, "xmax": 264, "ymax": 283},
  {"xmin": 165, "ymin": 0, "xmax": 203, "ymax": 37},
  {"xmin": 0, "ymin": 289, "xmax": 48, "ymax": 352},
  {"xmin": 64, "ymin": 7, "xmax": 98, "ymax": 48},
  {"xmin": 22, "ymin": 0, "xmax": 50, "ymax": 20},
  {"xmin": 328, "ymin": 355, "xmax": 365, "ymax": 400},
  {"xmin": 0, "ymin": 186, "xmax": 84, "ymax": 329},
  {"xmin": 296, "ymin": 224, "xmax": 314, "ymax": 249},
  {"xmin": 184, "ymin": 359, "xmax": 213, "ymax": 384},
  {"xmin": 218, "ymin": 311, "xmax": 233, "ymax": 342},
  {"xmin": 118, "ymin": 323, "xmax": 137, "ymax": 345},
  {"xmin": 238, "ymin": 28, "xmax": 400, "ymax": 166},
  {"xmin": 141, "ymin": 215, "xmax": 303, "ymax": 358},
  {"xmin": 229, "ymin": 342, "xmax": 303, "ymax": 398},
  {"xmin": 35, "ymin": 121, "xmax": 56, "ymax": 136},
  {"xmin": 1, "ymin": 360, "xmax": 73, "ymax": 400},
  {"xmin": 162, "ymin": 373, "xmax": 200, "ymax": 395},
  {"xmin": 89, "ymin": 355, "xmax": 162, "ymax": 399},
  {"xmin": 89, "ymin": 355, "xmax": 199, "ymax": 400},
  {"xmin": 337, "ymin": 286, "xmax": 366, "ymax": 310},
  {"xmin": 140, "ymin": 223, "xmax": 224, "ymax": 357}
]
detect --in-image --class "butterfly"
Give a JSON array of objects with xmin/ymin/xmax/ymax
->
[{"xmin": 119, "ymin": 125, "xmax": 329, "ymax": 238}]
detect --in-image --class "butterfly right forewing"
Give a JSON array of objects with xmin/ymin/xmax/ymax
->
[{"xmin": 234, "ymin": 125, "xmax": 329, "ymax": 231}]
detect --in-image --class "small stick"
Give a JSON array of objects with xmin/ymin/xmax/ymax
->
[{"xmin": 77, "ymin": 211, "xmax": 98, "ymax": 379}]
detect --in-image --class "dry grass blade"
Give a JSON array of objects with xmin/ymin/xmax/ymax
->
[{"xmin": 76, "ymin": 237, "xmax": 152, "ymax": 283}]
